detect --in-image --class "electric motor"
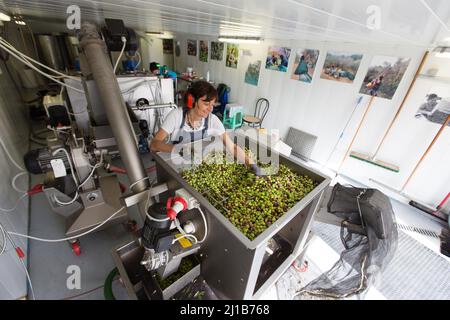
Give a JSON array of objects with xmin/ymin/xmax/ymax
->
[
  {"xmin": 141, "ymin": 203, "xmax": 172, "ymax": 251},
  {"xmin": 23, "ymin": 147, "xmax": 70, "ymax": 174}
]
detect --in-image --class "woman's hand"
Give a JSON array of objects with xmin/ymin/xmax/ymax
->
[
  {"xmin": 250, "ymin": 163, "xmax": 264, "ymax": 176},
  {"xmin": 150, "ymin": 128, "xmax": 175, "ymax": 153},
  {"xmin": 221, "ymin": 133, "xmax": 251, "ymax": 165}
]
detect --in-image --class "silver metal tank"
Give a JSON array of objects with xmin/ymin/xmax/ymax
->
[
  {"xmin": 36, "ymin": 34, "xmax": 64, "ymax": 71},
  {"xmin": 113, "ymin": 135, "xmax": 331, "ymax": 300}
]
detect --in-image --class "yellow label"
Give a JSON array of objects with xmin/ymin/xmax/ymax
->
[{"xmin": 175, "ymin": 234, "xmax": 192, "ymax": 248}]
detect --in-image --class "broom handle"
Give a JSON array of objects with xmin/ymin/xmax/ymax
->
[
  {"xmin": 401, "ymin": 113, "xmax": 450, "ymax": 191},
  {"xmin": 337, "ymin": 96, "xmax": 376, "ymax": 173},
  {"xmin": 373, "ymin": 51, "xmax": 429, "ymax": 159},
  {"xmin": 437, "ymin": 192, "xmax": 450, "ymax": 210}
]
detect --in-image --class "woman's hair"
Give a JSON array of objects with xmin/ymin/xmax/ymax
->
[{"xmin": 186, "ymin": 80, "xmax": 218, "ymax": 105}]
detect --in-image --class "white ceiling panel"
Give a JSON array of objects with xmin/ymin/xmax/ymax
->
[{"xmin": 0, "ymin": 0, "xmax": 449, "ymax": 47}]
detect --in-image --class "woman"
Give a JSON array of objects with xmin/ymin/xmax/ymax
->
[{"xmin": 150, "ymin": 80, "xmax": 263, "ymax": 175}]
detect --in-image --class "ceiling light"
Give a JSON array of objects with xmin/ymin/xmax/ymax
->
[
  {"xmin": 146, "ymin": 31, "xmax": 173, "ymax": 39},
  {"xmin": 220, "ymin": 20, "xmax": 262, "ymax": 29},
  {"xmin": 433, "ymin": 46, "xmax": 450, "ymax": 58},
  {"xmin": 13, "ymin": 16, "xmax": 26, "ymax": 25},
  {"xmin": 0, "ymin": 12, "xmax": 11, "ymax": 22},
  {"xmin": 218, "ymin": 36, "xmax": 262, "ymax": 44}
]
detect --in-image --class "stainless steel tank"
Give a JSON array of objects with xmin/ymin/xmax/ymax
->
[
  {"xmin": 114, "ymin": 135, "xmax": 331, "ymax": 300},
  {"xmin": 36, "ymin": 34, "xmax": 64, "ymax": 71}
]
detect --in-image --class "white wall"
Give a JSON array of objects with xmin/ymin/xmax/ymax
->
[
  {"xmin": 113, "ymin": 35, "xmax": 174, "ymax": 73},
  {"xmin": 139, "ymin": 36, "xmax": 174, "ymax": 71},
  {"xmin": 173, "ymin": 33, "xmax": 449, "ymax": 209}
]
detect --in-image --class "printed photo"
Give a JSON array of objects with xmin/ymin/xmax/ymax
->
[
  {"xmin": 199, "ymin": 40, "xmax": 208, "ymax": 62},
  {"xmin": 245, "ymin": 60, "xmax": 262, "ymax": 86},
  {"xmin": 320, "ymin": 51, "xmax": 363, "ymax": 83},
  {"xmin": 415, "ymin": 89, "xmax": 450, "ymax": 127},
  {"xmin": 291, "ymin": 49, "xmax": 320, "ymax": 83},
  {"xmin": 162, "ymin": 39, "xmax": 173, "ymax": 54},
  {"xmin": 187, "ymin": 39, "xmax": 197, "ymax": 56},
  {"xmin": 211, "ymin": 41, "xmax": 224, "ymax": 61},
  {"xmin": 265, "ymin": 46, "xmax": 291, "ymax": 72},
  {"xmin": 226, "ymin": 43, "xmax": 239, "ymax": 68},
  {"xmin": 359, "ymin": 55, "xmax": 411, "ymax": 99}
]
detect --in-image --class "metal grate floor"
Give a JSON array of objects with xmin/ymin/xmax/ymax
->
[
  {"xmin": 312, "ymin": 221, "xmax": 450, "ymax": 300},
  {"xmin": 395, "ymin": 223, "xmax": 440, "ymax": 239}
]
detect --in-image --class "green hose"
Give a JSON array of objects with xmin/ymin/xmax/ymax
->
[{"xmin": 104, "ymin": 268, "xmax": 119, "ymax": 300}]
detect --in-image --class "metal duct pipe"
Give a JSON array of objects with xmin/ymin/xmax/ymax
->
[{"xmin": 78, "ymin": 22, "xmax": 149, "ymax": 218}]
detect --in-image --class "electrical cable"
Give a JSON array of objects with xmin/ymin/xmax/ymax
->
[
  {"xmin": 2, "ymin": 44, "xmax": 83, "ymax": 92},
  {"xmin": 147, "ymin": 214, "xmax": 169, "ymax": 222},
  {"xmin": 134, "ymin": 51, "xmax": 141, "ymax": 70},
  {"xmin": 51, "ymin": 148, "xmax": 79, "ymax": 205},
  {"xmin": 172, "ymin": 233, "xmax": 198, "ymax": 245},
  {"xmin": 173, "ymin": 217, "xmax": 198, "ymax": 244},
  {"xmin": 8, "ymin": 206, "xmax": 125, "ymax": 243},
  {"xmin": 79, "ymin": 152, "xmax": 104, "ymax": 189},
  {"xmin": 67, "ymin": 107, "xmax": 89, "ymax": 116},
  {"xmin": 52, "ymin": 150, "xmax": 103, "ymax": 206},
  {"xmin": 12, "ymin": 171, "xmax": 28, "ymax": 193},
  {"xmin": 1, "ymin": 222, "xmax": 36, "ymax": 300},
  {"xmin": 129, "ymin": 176, "xmax": 150, "ymax": 192},
  {"xmin": 0, "ymin": 39, "xmax": 84, "ymax": 93},
  {"xmin": 0, "ymin": 130, "xmax": 33, "ymax": 208},
  {"xmin": 0, "ymin": 223, "xmax": 7, "ymax": 256},
  {"xmin": 113, "ymin": 37, "xmax": 127, "ymax": 74},
  {"xmin": 196, "ymin": 206, "xmax": 208, "ymax": 243},
  {"xmin": 144, "ymin": 177, "xmax": 158, "ymax": 213},
  {"xmin": 0, "ymin": 193, "xmax": 28, "ymax": 213},
  {"xmin": 29, "ymin": 135, "xmax": 47, "ymax": 146},
  {"xmin": 0, "ymin": 37, "xmax": 80, "ymax": 80},
  {"xmin": 0, "ymin": 133, "xmax": 26, "ymax": 171},
  {"xmin": 0, "ymin": 37, "xmax": 69, "ymax": 81},
  {"xmin": 52, "ymin": 148, "xmax": 78, "ymax": 185}
]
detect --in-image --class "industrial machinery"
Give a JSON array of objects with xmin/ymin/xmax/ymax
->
[
  {"xmin": 22, "ymin": 19, "xmax": 175, "ymax": 254},
  {"xmin": 23, "ymin": 20, "xmax": 330, "ymax": 298},
  {"xmin": 112, "ymin": 136, "xmax": 331, "ymax": 300}
]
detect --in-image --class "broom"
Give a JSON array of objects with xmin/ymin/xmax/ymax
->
[{"xmin": 350, "ymin": 52, "xmax": 430, "ymax": 173}]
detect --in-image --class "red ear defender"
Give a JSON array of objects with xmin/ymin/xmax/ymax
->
[{"xmin": 186, "ymin": 93, "xmax": 194, "ymax": 109}]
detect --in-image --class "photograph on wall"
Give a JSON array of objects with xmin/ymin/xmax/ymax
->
[
  {"xmin": 244, "ymin": 60, "xmax": 262, "ymax": 86},
  {"xmin": 187, "ymin": 39, "xmax": 197, "ymax": 56},
  {"xmin": 211, "ymin": 41, "xmax": 224, "ymax": 61},
  {"xmin": 226, "ymin": 43, "xmax": 239, "ymax": 68},
  {"xmin": 199, "ymin": 40, "xmax": 209, "ymax": 62},
  {"xmin": 415, "ymin": 87, "xmax": 450, "ymax": 127},
  {"xmin": 359, "ymin": 55, "xmax": 411, "ymax": 99},
  {"xmin": 291, "ymin": 48, "xmax": 320, "ymax": 83},
  {"xmin": 162, "ymin": 39, "xmax": 173, "ymax": 54},
  {"xmin": 265, "ymin": 46, "xmax": 291, "ymax": 72},
  {"xmin": 320, "ymin": 51, "xmax": 363, "ymax": 83}
]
